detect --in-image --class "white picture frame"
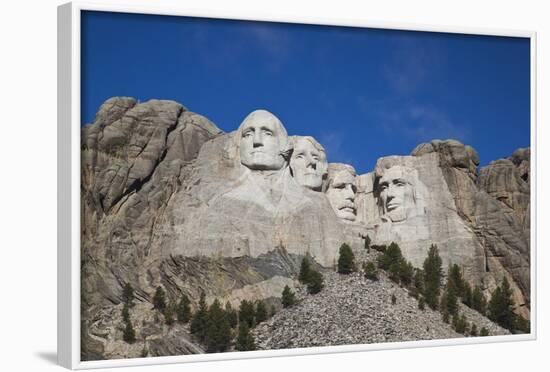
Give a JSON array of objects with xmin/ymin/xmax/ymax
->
[{"xmin": 58, "ymin": 1, "xmax": 537, "ymax": 369}]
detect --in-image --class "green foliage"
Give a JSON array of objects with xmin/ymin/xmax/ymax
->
[
  {"xmin": 462, "ymin": 281, "xmax": 473, "ymax": 308},
  {"xmin": 282, "ymin": 285, "xmax": 296, "ymax": 308},
  {"xmin": 270, "ymin": 305, "xmax": 277, "ymax": 317},
  {"xmin": 299, "ymin": 257, "xmax": 312, "ymax": 284},
  {"xmin": 122, "ymin": 282, "xmax": 135, "ymax": 307},
  {"xmin": 307, "ymin": 270, "xmax": 324, "ymax": 294},
  {"xmin": 364, "ymin": 234, "xmax": 371, "ymax": 251},
  {"xmin": 205, "ymin": 299, "xmax": 232, "ymax": 353},
  {"xmin": 516, "ymin": 315, "xmax": 530, "ymax": 334},
  {"xmin": 447, "ymin": 264, "xmax": 465, "ymax": 297},
  {"xmin": 363, "ymin": 261, "xmax": 378, "ymax": 281},
  {"xmin": 411, "ymin": 268, "xmax": 425, "ymax": 298},
  {"xmin": 164, "ymin": 303, "xmax": 175, "ymax": 326},
  {"xmin": 225, "ymin": 302, "xmax": 238, "ymax": 329},
  {"xmin": 377, "ymin": 242, "xmax": 403, "ymax": 271},
  {"xmin": 123, "ymin": 320, "xmax": 136, "ymax": 344},
  {"xmin": 337, "ymin": 243, "xmax": 356, "ymax": 274},
  {"xmin": 488, "ymin": 277, "xmax": 516, "ymax": 331},
  {"xmin": 153, "ymin": 286, "xmax": 167, "ymax": 311},
  {"xmin": 239, "ymin": 300, "xmax": 256, "ymax": 328},
  {"xmin": 177, "ymin": 293, "xmax": 191, "ymax": 323},
  {"xmin": 391, "ymin": 294, "xmax": 397, "ymax": 305},
  {"xmin": 190, "ymin": 292, "xmax": 209, "ymax": 342},
  {"xmin": 470, "ymin": 323, "xmax": 478, "ymax": 337},
  {"xmin": 235, "ymin": 322, "xmax": 256, "ymax": 351},
  {"xmin": 418, "ymin": 296, "xmax": 425, "ymax": 310},
  {"xmin": 255, "ymin": 300, "xmax": 268, "ymax": 324},
  {"xmin": 399, "ymin": 260, "xmax": 414, "ymax": 286},
  {"xmin": 453, "ymin": 313, "xmax": 468, "ymax": 334},
  {"xmin": 122, "ymin": 303, "xmax": 130, "ymax": 323},
  {"xmin": 472, "ymin": 285, "xmax": 487, "ymax": 315},
  {"xmin": 442, "ymin": 283, "xmax": 458, "ymax": 317},
  {"xmin": 371, "ymin": 244, "xmax": 387, "ymax": 253},
  {"xmin": 423, "ymin": 244, "xmax": 442, "ymax": 310},
  {"xmin": 140, "ymin": 345, "xmax": 149, "ymax": 358},
  {"xmin": 480, "ymin": 327, "xmax": 489, "ymax": 336}
]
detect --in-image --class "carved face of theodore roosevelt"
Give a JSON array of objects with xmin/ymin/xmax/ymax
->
[
  {"xmin": 378, "ymin": 166, "xmax": 415, "ymax": 223},
  {"xmin": 290, "ymin": 136, "xmax": 328, "ymax": 191},
  {"xmin": 239, "ymin": 110, "xmax": 289, "ymax": 171},
  {"xmin": 325, "ymin": 164, "xmax": 357, "ymax": 221}
]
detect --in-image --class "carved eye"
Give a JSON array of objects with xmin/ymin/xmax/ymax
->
[
  {"xmin": 263, "ymin": 129, "xmax": 273, "ymax": 136},
  {"xmin": 295, "ymin": 153, "xmax": 304, "ymax": 159},
  {"xmin": 380, "ymin": 183, "xmax": 388, "ymax": 191},
  {"xmin": 243, "ymin": 130, "xmax": 253, "ymax": 138}
]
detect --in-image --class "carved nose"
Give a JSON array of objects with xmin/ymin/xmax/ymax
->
[{"xmin": 253, "ymin": 132, "xmax": 263, "ymax": 147}]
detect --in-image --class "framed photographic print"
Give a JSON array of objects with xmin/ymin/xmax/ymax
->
[{"xmin": 58, "ymin": 1, "xmax": 536, "ymax": 369}]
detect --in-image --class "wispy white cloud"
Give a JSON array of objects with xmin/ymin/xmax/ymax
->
[
  {"xmin": 318, "ymin": 131, "xmax": 352, "ymax": 164},
  {"xmin": 368, "ymin": 101, "xmax": 470, "ymax": 143}
]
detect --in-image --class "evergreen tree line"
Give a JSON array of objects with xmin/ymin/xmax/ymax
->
[
  {"xmin": 299, "ymin": 256, "xmax": 324, "ymax": 294},
  {"xmin": 362, "ymin": 239, "xmax": 529, "ymax": 335}
]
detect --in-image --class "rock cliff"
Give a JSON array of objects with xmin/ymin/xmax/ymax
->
[{"xmin": 80, "ymin": 98, "xmax": 530, "ymax": 360}]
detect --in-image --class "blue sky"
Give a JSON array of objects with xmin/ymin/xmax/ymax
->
[{"xmin": 81, "ymin": 11, "xmax": 530, "ymax": 174}]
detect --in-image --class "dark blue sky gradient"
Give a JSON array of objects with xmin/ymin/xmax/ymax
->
[{"xmin": 81, "ymin": 11, "xmax": 530, "ymax": 174}]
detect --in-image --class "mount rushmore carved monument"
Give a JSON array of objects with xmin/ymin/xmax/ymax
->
[{"xmin": 81, "ymin": 97, "xmax": 530, "ymax": 359}]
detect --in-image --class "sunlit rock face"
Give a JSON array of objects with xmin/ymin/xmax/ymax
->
[
  {"xmin": 325, "ymin": 163, "xmax": 357, "ymax": 222},
  {"xmin": 289, "ymin": 136, "xmax": 328, "ymax": 191},
  {"xmin": 169, "ymin": 110, "xmax": 345, "ymax": 267},
  {"xmin": 238, "ymin": 110, "xmax": 290, "ymax": 171},
  {"xmin": 376, "ymin": 162, "xmax": 426, "ymax": 223}
]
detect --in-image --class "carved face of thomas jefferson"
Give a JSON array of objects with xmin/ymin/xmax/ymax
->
[
  {"xmin": 325, "ymin": 164, "xmax": 357, "ymax": 221},
  {"xmin": 378, "ymin": 166, "xmax": 416, "ymax": 222},
  {"xmin": 290, "ymin": 136, "xmax": 328, "ymax": 191},
  {"xmin": 239, "ymin": 110, "xmax": 289, "ymax": 171}
]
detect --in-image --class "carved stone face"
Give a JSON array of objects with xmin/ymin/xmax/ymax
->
[
  {"xmin": 239, "ymin": 110, "xmax": 288, "ymax": 171},
  {"xmin": 378, "ymin": 166, "xmax": 415, "ymax": 222},
  {"xmin": 290, "ymin": 137, "xmax": 328, "ymax": 191},
  {"xmin": 326, "ymin": 165, "xmax": 357, "ymax": 221}
]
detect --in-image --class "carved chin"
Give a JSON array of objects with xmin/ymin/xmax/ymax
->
[
  {"xmin": 298, "ymin": 174, "xmax": 323, "ymax": 190},
  {"xmin": 386, "ymin": 209, "xmax": 407, "ymax": 222},
  {"xmin": 336, "ymin": 208, "xmax": 356, "ymax": 221}
]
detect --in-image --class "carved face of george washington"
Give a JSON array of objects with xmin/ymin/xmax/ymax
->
[{"xmin": 238, "ymin": 110, "xmax": 289, "ymax": 171}]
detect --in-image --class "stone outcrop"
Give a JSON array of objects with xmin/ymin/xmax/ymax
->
[{"xmin": 81, "ymin": 98, "xmax": 530, "ymax": 360}]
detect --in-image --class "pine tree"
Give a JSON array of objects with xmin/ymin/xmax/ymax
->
[
  {"xmin": 122, "ymin": 303, "xmax": 130, "ymax": 323},
  {"xmin": 164, "ymin": 303, "xmax": 175, "ymax": 326},
  {"xmin": 255, "ymin": 300, "xmax": 268, "ymax": 324},
  {"xmin": 488, "ymin": 277, "xmax": 516, "ymax": 331},
  {"xmin": 447, "ymin": 264, "xmax": 464, "ymax": 297},
  {"xmin": 235, "ymin": 322, "xmax": 256, "ymax": 351},
  {"xmin": 516, "ymin": 315, "xmax": 530, "ymax": 334},
  {"xmin": 454, "ymin": 313, "xmax": 468, "ymax": 334},
  {"xmin": 399, "ymin": 260, "xmax": 414, "ymax": 286},
  {"xmin": 299, "ymin": 257, "xmax": 312, "ymax": 284},
  {"xmin": 470, "ymin": 323, "xmax": 478, "ymax": 337},
  {"xmin": 239, "ymin": 300, "xmax": 256, "ymax": 328},
  {"xmin": 472, "ymin": 285, "xmax": 487, "ymax": 315},
  {"xmin": 391, "ymin": 294, "xmax": 397, "ymax": 305},
  {"xmin": 412, "ymin": 268, "xmax": 425, "ymax": 298},
  {"xmin": 363, "ymin": 261, "xmax": 378, "ymax": 281},
  {"xmin": 442, "ymin": 282, "xmax": 458, "ymax": 317},
  {"xmin": 337, "ymin": 243, "xmax": 356, "ymax": 274},
  {"xmin": 225, "ymin": 302, "xmax": 238, "ymax": 329},
  {"xmin": 462, "ymin": 281, "xmax": 473, "ymax": 308},
  {"xmin": 281, "ymin": 285, "xmax": 296, "ymax": 308},
  {"xmin": 377, "ymin": 242, "xmax": 403, "ymax": 271},
  {"xmin": 423, "ymin": 244, "xmax": 442, "ymax": 310},
  {"xmin": 153, "ymin": 286, "xmax": 166, "ymax": 311},
  {"xmin": 177, "ymin": 293, "xmax": 191, "ymax": 323},
  {"xmin": 307, "ymin": 270, "xmax": 324, "ymax": 294},
  {"xmin": 270, "ymin": 305, "xmax": 277, "ymax": 317},
  {"xmin": 122, "ymin": 282, "xmax": 135, "ymax": 307},
  {"xmin": 206, "ymin": 299, "xmax": 232, "ymax": 353},
  {"xmin": 480, "ymin": 327, "xmax": 489, "ymax": 336},
  {"xmin": 123, "ymin": 320, "xmax": 136, "ymax": 344},
  {"xmin": 364, "ymin": 234, "xmax": 371, "ymax": 252},
  {"xmin": 190, "ymin": 291, "xmax": 209, "ymax": 342}
]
